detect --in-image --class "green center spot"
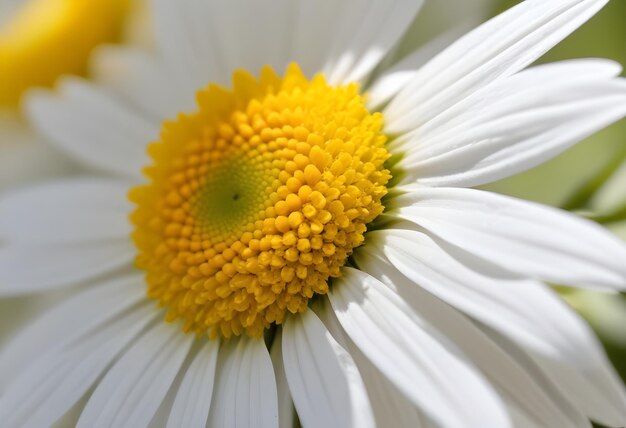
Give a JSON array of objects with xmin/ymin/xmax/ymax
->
[{"xmin": 195, "ymin": 156, "xmax": 270, "ymax": 238}]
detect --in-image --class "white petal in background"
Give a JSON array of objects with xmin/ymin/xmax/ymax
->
[
  {"xmin": 0, "ymin": 243, "xmax": 135, "ymax": 295},
  {"xmin": 322, "ymin": 0, "xmax": 423, "ymax": 84},
  {"xmin": 329, "ymin": 267, "xmax": 511, "ymax": 428},
  {"xmin": 392, "ymin": 186, "xmax": 626, "ymax": 290},
  {"xmin": 282, "ymin": 310, "xmax": 375, "ymax": 428},
  {"xmin": 0, "ymin": 110, "xmax": 76, "ymax": 194},
  {"xmin": 92, "ymin": 46, "xmax": 190, "ymax": 123},
  {"xmin": 0, "ymin": 178, "xmax": 132, "ymax": 245},
  {"xmin": 3, "ymin": 304, "xmax": 157, "ymax": 428},
  {"xmin": 208, "ymin": 337, "xmax": 278, "ymax": 428},
  {"xmin": 25, "ymin": 78, "xmax": 158, "ymax": 179},
  {"xmin": 0, "ymin": 275, "xmax": 146, "ymax": 388},
  {"xmin": 590, "ymin": 160, "xmax": 626, "ymax": 215},
  {"xmin": 0, "ymin": 179, "xmax": 136, "ymax": 294}
]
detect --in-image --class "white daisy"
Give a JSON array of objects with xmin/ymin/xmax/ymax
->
[{"xmin": 2, "ymin": 0, "xmax": 626, "ymax": 427}]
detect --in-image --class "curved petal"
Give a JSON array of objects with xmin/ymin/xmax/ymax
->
[
  {"xmin": 394, "ymin": 61, "xmax": 626, "ymax": 187},
  {"xmin": 166, "ymin": 340, "xmax": 219, "ymax": 428},
  {"xmin": 384, "ymin": 0, "xmax": 608, "ymax": 134},
  {"xmin": 329, "ymin": 267, "xmax": 510, "ymax": 428},
  {"xmin": 315, "ymin": 301, "xmax": 439, "ymax": 428},
  {"xmin": 150, "ymin": 0, "xmax": 422, "ymax": 85},
  {"xmin": 3, "ymin": 305, "xmax": 156, "ymax": 428},
  {"xmin": 535, "ymin": 349, "xmax": 626, "ymax": 427},
  {"xmin": 0, "ymin": 274, "xmax": 146, "ymax": 388},
  {"xmin": 392, "ymin": 186, "xmax": 626, "ymax": 290},
  {"xmin": 282, "ymin": 310, "xmax": 375, "ymax": 428},
  {"xmin": 367, "ymin": 26, "xmax": 467, "ymax": 109},
  {"xmin": 323, "ymin": 0, "xmax": 424, "ymax": 84},
  {"xmin": 356, "ymin": 247, "xmax": 596, "ymax": 428},
  {"xmin": 0, "ymin": 178, "xmax": 132, "ymax": 245},
  {"xmin": 208, "ymin": 337, "xmax": 278, "ymax": 428},
  {"xmin": 350, "ymin": 355, "xmax": 437, "ymax": 428},
  {"xmin": 92, "ymin": 46, "xmax": 192, "ymax": 122},
  {"xmin": 269, "ymin": 331, "xmax": 295, "ymax": 428},
  {"xmin": 77, "ymin": 322, "xmax": 193, "ymax": 428},
  {"xmin": 0, "ymin": 178, "xmax": 136, "ymax": 294},
  {"xmin": 486, "ymin": 325, "xmax": 626, "ymax": 428},
  {"xmin": 25, "ymin": 78, "xmax": 158, "ymax": 178},
  {"xmin": 0, "ymin": 112, "xmax": 74, "ymax": 193},
  {"xmin": 0, "ymin": 242, "xmax": 135, "ymax": 295},
  {"xmin": 363, "ymin": 228, "xmax": 614, "ymax": 362}
]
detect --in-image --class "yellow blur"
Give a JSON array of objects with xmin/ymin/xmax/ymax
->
[{"xmin": 0, "ymin": 0, "xmax": 129, "ymax": 106}]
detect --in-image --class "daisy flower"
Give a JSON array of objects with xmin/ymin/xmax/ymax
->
[{"xmin": 2, "ymin": 0, "xmax": 626, "ymax": 427}]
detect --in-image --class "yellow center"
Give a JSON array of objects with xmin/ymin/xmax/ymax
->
[
  {"xmin": 130, "ymin": 64, "xmax": 391, "ymax": 338},
  {"xmin": 0, "ymin": 0, "xmax": 129, "ymax": 106}
]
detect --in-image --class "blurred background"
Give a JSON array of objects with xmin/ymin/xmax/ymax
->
[{"xmin": 1, "ymin": 0, "xmax": 625, "ymax": 403}]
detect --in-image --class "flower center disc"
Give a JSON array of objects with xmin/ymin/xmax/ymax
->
[{"xmin": 130, "ymin": 64, "xmax": 391, "ymax": 338}]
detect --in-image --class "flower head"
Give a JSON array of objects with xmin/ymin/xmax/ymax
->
[{"xmin": 2, "ymin": 0, "xmax": 626, "ymax": 427}]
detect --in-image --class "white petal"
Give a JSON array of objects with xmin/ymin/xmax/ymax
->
[
  {"xmin": 536, "ymin": 350, "xmax": 626, "ymax": 426},
  {"xmin": 395, "ymin": 61, "xmax": 626, "ymax": 187},
  {"xmin": 25, "ymin": 78, "xmax": 158, "ymax": 178},
  {"xmin": 151, "ymin": 0, "xmax": 229, "ymax": 91},
  {"xmin": 0, "ymin": 242, "xmax": 135, "ymax": 295},
  {"xmin": 92, "ymin": 46, "xmax": 192, "ymax": 122},
  {"xmin": 356, "ymin": 248, "xmax": 593, "ymax": 428},
  {"xmin": 393, "ymin": 186, "xmax": 626, "ymax": 290},
  {"xmin": 329, "ymin": 267, "xmax": 510, "ymax": 428},
  {"xmin": 315, "ymin": 301, "xmax": 435, "ymax": 428},
  {"xmin": 166, "ymin": 340, "xmax": 219, "ymax": 428},
  {"xmin": 269, "ymin": 331, "xmax": 295, "ymax": 428},
  {"xmin": 0, "ymin": 178, "xmax": 135, "ymax": 294},
  {"xmin": 323, "ymin": 0, "xmax": 424, "ymax": 84},
  {"xmin": 282, "ymin": 310, "xmax": 375, "ymax": 428},
  {"xmin": 487, "ymin": 327, "xmax": 624, "ymax": 428},
  {"xmin": 208, "ymin": 337, "xmax": 278, "ymax": 428},
  {"xmin": 150, "ymin": 0, "xmax": 421, "ymax": 85},
  {"xmin": 0, "ymin": 111, "xmax": 75, "ymax": 193},
  {"xmin": 0, "ymin": 178, "xmax": 132, "ymax": 245},
  {"xmin": 77, "ymin": 322, "xmax": 193, "ymax": 428},
  {"xmin": 350, "ymin": 355, "xmax": 436, "ymax": 428},
  {"xmin": 3, "ymin": 305, "xmax": 156, "ymax": 428},
  {"xmin": 365, "ymin": 228, "xmax": 603, "ymax": 361},
  {"xmin": 0, "ymin": 274, "xmax": 146, "ymax": 388},
  {"xmin": 385, "ymin": 0, "xmax": 608, "ymax": 134}
]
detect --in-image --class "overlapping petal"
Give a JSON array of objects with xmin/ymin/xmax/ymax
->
[
  {"xmin": 282, "ymin": 310, "xmax": 375, "ymax": 428},
  {"xmin": 391, "ymin": 186, "xmax": 626, "ymax": 290}
]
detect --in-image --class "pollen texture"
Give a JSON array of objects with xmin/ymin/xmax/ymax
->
[{"xmin": 130, "ymin": 64, "xmax": 391, "ymax": 338}]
